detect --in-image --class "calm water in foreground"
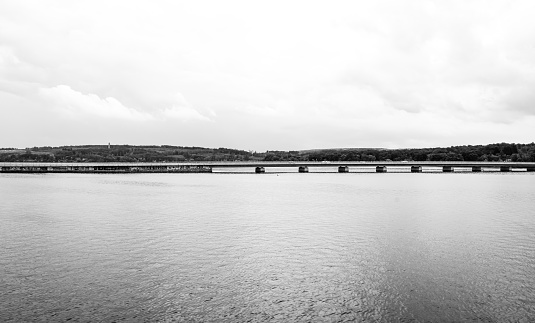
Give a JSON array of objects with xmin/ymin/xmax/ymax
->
[{"xmin": 1, "ymin": 172, "xmax": 535, "ymax": 322}]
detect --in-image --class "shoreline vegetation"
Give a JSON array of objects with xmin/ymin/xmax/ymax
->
[{"xmin": 1, "ymin": 142, "xmax": 535, "ymax": 163}]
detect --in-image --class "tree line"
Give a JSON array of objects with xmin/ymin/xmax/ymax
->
[
  {"xmin": 0, "ymin": 145, "xmax": 256, "ymax": 163},
  {"xmin": 1, "ymin": 143, "xmax": 534, "ymax": 163},
  {"xmin": 266, "ymin": 143, "xmax": 535, "ymax": 162}
]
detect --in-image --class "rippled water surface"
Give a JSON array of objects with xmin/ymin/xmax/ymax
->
[{"xmin": 1, "ymin": 173, "xmax": 535, "ymax": 322}]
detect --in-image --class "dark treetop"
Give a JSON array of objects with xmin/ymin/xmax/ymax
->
[{"xmin": 1, "ymin": 143, "xmax": 534, "ymax": 163}]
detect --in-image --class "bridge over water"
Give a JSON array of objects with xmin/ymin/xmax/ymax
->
[{"xmin": 1, "ymin": 161, "xmax": 535, "ymax": 173}]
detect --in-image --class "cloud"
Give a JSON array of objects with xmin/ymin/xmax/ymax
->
[
  {"xmin": 161, "ymin": 106, "xmax": 212, "ymax": 122},
  {"xmin": 39, "ymin": 85, "xmax": 213, "ymax": 123},
  {"xmin": 235, "ymin": 105, "xmax": 287, "ymax": 118},
  {"xmin": 158, "ymin": 92, "xmax": 213, "ymax": 122},
  {"xmin": 2, "ymin": 1, "xmax": 535, "ymax": 150},
  {"xmin": 39, "ymin": 85, "xmax": 154, "ymax": 121}
]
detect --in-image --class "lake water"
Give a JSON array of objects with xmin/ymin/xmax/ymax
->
[{"xmin": 1, "ymin": 172, "xmax": 535, "ymax": 322}]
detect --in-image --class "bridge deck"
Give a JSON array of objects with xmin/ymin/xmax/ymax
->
[{"xmin": 1, "ymin": 161, "xmax": 535, "ymax": 173}]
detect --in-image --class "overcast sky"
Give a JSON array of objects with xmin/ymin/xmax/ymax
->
[{"xmin": 1, "ymin": 0, "xmax": 534, "ymax": 151}]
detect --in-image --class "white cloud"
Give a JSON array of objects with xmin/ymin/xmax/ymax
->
[
  {"xmin": 161, "ymin": 106, "xmax": 212, "ymax": 122},
  {"xmin": 39, "ymin": 85, "xmax": 154, "ymax": 121},
  {"xmin": 39, "ymin": 85, "xmax": 212, "ymax": 123},
  {"xmin": 235, "ymin": 105, "xmax": 287, "ymax": 118}
]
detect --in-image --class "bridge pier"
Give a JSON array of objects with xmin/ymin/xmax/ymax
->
[
  {"xmin": 298, "ymin": 166, "xmax": 309, "ymax": 173},
  {"xmin": 376, "ymin": 166, "xmax": 387, "ymax": 173},
  {"xmin": 443, "ymin": 166, "xmax": 454, "ymax": 172},
  {"xmin": 472, "ymin": 166, "xmax": 482, "ymax": 172},
  {"xmin": 411, "ymin": 166, "xmax": 422, "ymax": 173},
  {"xmin": 500, "ymin": 166, "xmax": 512, "ymax": 172},
  {"xmin": 338, "ymin": 166, "xmax": 349, "ymax": 173},
  {"xmin": 255, "ymin": 167, "xmax": 265, "ymax": 173}
]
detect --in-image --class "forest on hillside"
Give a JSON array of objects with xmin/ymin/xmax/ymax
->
[
  {"xmin": 1, "ymin": 142, "xmax": 535, "ymax": 163},
  {"xmin": 0, "ymin": 145, "xmax": 257, "ymax": 163},
  {"xmin": 264, "ymin": 142, "xmax": 535, "ymax": 163}
]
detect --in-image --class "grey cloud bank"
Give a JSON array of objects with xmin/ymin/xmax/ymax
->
[{"xmin": 1, "ymin": 0, "xmax": 534, "ymax": 151}]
